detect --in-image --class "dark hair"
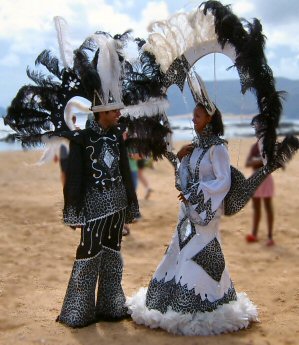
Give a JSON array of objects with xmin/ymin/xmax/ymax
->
[{"xmin": 195, "ymin": 104, "xmax": 224, "ymax": 136}]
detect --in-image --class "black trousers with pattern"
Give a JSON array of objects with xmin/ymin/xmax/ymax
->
[
  {"xmin": 76, "ymin": 208, "xmax": 126, "ymax": 259},
  {"xmin": 58, "ymin": 208, "xmax": 127, "ymax": 327}
]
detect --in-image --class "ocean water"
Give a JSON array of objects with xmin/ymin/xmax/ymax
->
[
  {"xmin": 169, "ymin": 115, "xmax": 299, "ymax": 142},
  {"xmin": 1, "ymin": 115, "xmax": 299, "ymax": 152}
]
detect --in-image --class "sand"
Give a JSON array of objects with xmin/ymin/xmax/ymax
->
[{"xmin": 0, "ymin": 137, "xmax": 299, "ymax": 345}]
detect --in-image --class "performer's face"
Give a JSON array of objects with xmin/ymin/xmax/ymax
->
[
  {"xmin": 99, "ymin": 109, "xmax": 121, "ymax": 128},
  {"xmin": 192, "ymin": 106, "xmax": 212, "ymax": 133}
]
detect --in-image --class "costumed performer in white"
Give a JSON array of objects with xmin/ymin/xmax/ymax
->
[{"xmin": 127, "ymin": 72, "xmax": 258, "ymax": 336}]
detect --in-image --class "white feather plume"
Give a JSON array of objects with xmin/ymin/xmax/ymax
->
[
  {"xmin": 90, "ymin": 34, "xmax": 122, "ymax": 104},
  {"xmin": 121, "ymin": 98, "xmax": 169, "ymax": 118},
  {"xmin": 53, "ymin": 16, "xmax": 74, "ymax": 68},
  {"xmin": 29, "ymin": 136, "xmax": 70, "ymax": 166},
  {"xmin": 122, "ymin": 37, "xmax": 140, "ymax": 64},
  {"xmin": 144, "ymin": 8, "xmax": 236, "ymax": 73}
]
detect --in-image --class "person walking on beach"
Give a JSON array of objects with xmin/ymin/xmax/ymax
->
[
  {"xmin": 137, "ymin": 158, "xmax": 154, "ymax": 200},
  {"xmin": 245, "ymin": 141, "xmax": 275, "ymax": 246}
]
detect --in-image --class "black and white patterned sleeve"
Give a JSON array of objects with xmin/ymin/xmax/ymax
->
[
  {"xmin": 164, "ymin": 150, "xmax": 182, "ymax": 191},
  {"xmin": 184, "ymin": 145, "xmax": 231, "ymax": 226}
]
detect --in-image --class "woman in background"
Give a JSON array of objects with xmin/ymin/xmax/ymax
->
[{"xmin": 245, "ymin": 141, "xmax": 275, "ymax": 246}]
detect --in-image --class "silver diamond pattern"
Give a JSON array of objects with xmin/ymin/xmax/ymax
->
[{"xmin": 103, "ymin": 150, "xmax": 114, "ymax": 168}]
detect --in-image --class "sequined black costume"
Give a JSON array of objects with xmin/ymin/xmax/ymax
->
[{"xmin": 57, "ymin": 120, "xmax": 139, "ymax": 327}]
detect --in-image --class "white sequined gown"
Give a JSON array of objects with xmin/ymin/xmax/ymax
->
[{"xmin": 127, "ymin": 143, "xmax": 258, "ymax": 336}]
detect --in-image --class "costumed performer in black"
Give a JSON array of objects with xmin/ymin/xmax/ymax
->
[
  {"xmin": 57, "ymin": 99, "xmax": 139, "ymax": 328},
  {"xmin": 127, "ymin": 72, "xmax": 258, "ymax": 336},
  {"xmin": 55, "ymin": 41, "xmax": 140, "ymax": 327},
  {"xmin": 4, "ymin": 15, "xmax": 176, "ymax": 327},
  {"xmin": 4, "ymin": 26, "xmax": 140, "ymax": 328}
]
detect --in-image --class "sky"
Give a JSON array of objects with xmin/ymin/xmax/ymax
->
[{"xmin": 1, "ymin": 0, "xmax": 299, "ymax": 108}]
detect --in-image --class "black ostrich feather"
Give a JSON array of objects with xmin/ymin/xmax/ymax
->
[
  {"xmin": 73, "ymin": 44, "xmax": 102, "ymax": 101},
  {"xmin": 26, "ymin": 67, "xmax": 59, "ymax": 88},
  {"xmin": 5, "ymin": 47, "xmax": 87, "ymax": 146},
  {"xmin": 119, "ymin": 114, "xmax": 171, "ymax": 160},
  {"xmin": 120, "ymin": 38, "xmax": 169, "ymax": 158},
  {"xmin": 5, "ymin": 31, "xmax": 169, "ymax": 156},
  {"xmin": 113, "ymin": 30, "xmax": 132, "ymax": 42},
  {"xmin": 273, "ymin": 135, "xmax": 299, "ymax": 168},
  {"xmin": 18, "ymin": 134, "xmax": 45, "ymax": 149},
  {"xmin": 5, "ymin": 85, "xmax": 53, "ymax": 135},
  {"xmin": 201, "ymin": 0, "xmax": 283, "ymax": 163},
  {"xmin": 122, "ymin": 43, "xmax": 164, "ymax": 106},
  {"xmin": 35, "ymin": 49, "xmax": 62, "ymax": 79}
]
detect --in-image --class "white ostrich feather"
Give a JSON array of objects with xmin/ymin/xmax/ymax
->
[
  {"xmin": 168, "ymin": 13, "xmax": 192, "ymax": 53},
  {"xmin": 121, "ymin": 98, "xmax": 169, "ymax": 118},
  {"xmin": 144, "ymin": 8, "xmax": 236, "ymax": 73},
  {"xmin": 122, "ymin": 37, "xmax": 140, "ymax": 64},
  {"xmin": 53, "ymin": 16, "xmax": 74, "ymax": 68},
  {"xmin": 127, "ymin": 288, "xmax": 258, "ymax": 336},
  {"xmin": 145, "ymin": 33, "xmax": 174, "ymax": 71},
  {"xmin": 91, "ymin": 34, "xmax": 122, "ymax": 104},
  {"xmin": 29, "ymin": 136, "xmax": 70, "ymax": 166}
]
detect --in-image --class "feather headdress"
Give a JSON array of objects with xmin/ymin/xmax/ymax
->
[
  {"xmin": 142, "ymin": 0, "xmax": 286, "ymax": 163},
  {"xmin": 187, "ymin": 70, "xmax": 216, "ymax": 115},
  {"xmin": 89, "ymin": 33, "xmax": 124, "ymax": 112}
]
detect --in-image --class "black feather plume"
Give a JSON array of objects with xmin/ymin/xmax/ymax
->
[
  {"xmin": 35, "ymin": 50, "xmax": 62, "ymax": 79},
  {"xmin": 270, "ymin": 135, "xmax": 299, "ymax": 169},
  {"xmin": 122, "ymin": 40, "xmax": 164, "ymax": 105},
  {"xmin": 201, "ymin": 0, "xmax": 284, "ymax": 162},
  {"xmin": 119, "ymin": 115, "xmax": 171, "ymax": 160}
]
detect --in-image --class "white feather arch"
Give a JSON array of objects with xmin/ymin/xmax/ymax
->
[{"xmin": 144, "ymin": 8, "xmax": 236, "ymax": 73}]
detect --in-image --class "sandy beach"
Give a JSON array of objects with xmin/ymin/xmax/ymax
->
[{"xmin": 0, "ymin": 137, "xmax": 299, "ymax": 345}]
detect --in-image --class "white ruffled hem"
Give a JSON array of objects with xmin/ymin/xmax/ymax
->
[{"xmin": 127, "ymin": 288, "xmax": 258, "ymax": 336}]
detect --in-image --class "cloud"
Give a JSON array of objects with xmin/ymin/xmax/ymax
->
[
  {"xmin": 113, "ymin": 0, "xmax": 135, "ymax": 10},
  {"xmin": 0, "ymin": 0, "xmax": 75, "ymax": 39},
  {"xmin": 85, "ymin": 0, "xmax": 169, "ymax": 37},
  {"xmin": 141, "ymin": 1, "xmax": 169, "ymax": 26},
  {"xmin": 231, "ymin": 0, "xmax": 256, "ymax": 16},
  {"xmin": 5, "ymin": 0, "xmax": 299, "ymax": 61},
  {"xmin": 0, "ymin": 53, "xmax": 20, "ymax": 67},
  {"xmin": 1, "ymin": 0, "xmax": 299, "ymax": 108},
  {"xmin": 263, "ymin": 22, "xmax": 299, "ymax": 51},
  {"xmin": 0, "ymin": 0, "xmax": 170, "ymax": 54},
  {"xmin": 251, "ymin": 0, "xmax": 299, "ymax": 25}
]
